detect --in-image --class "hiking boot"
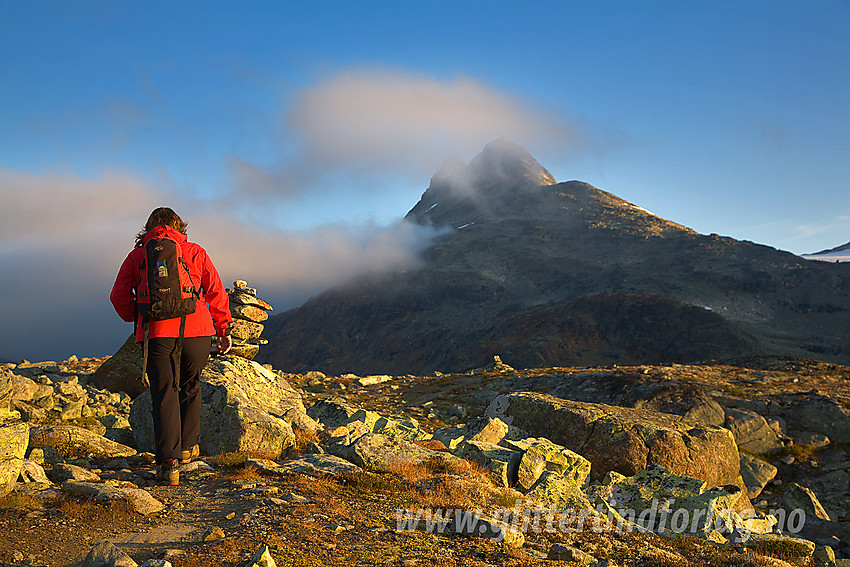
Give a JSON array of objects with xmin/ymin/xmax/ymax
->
[
  {"xmin": 157, "ymin": 460, "xmax": 179, "ymax": 486},
  {"xmin": 181, "ymin": 444, "xmax": 200, "ymax": 465}
]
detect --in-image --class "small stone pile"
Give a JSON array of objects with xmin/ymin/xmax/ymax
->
[{"xmin": 226, "ymin": 280, "xmax": 273, "ymax": 361}]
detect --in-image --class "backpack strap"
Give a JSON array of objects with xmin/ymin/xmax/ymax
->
[
  {"xmin": 140, "ymin": 319, "xmax": 150, "ymax": 384},
  {"xmin": 172, "ymin": 315, "xmax": 187, "ymax": 392}
]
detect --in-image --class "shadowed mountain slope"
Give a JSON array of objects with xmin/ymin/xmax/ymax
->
[{"xmin": 260, "ymin": 141, "xmax": 850, "ymax": 374}]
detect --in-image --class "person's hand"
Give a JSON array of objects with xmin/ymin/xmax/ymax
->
[{"xmin": 217, "ymin": 335, "xmax": 232, "ymax": 355}]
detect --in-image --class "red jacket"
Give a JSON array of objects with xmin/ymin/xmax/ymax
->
[{"xmin": 110, "ymin": 226, "xmax": 232, "ymax": 341}]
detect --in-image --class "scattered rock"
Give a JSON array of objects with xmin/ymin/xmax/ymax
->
[
  {"xmin": 18, "ymin": 459, "xmax": 49, "ymax": 483},
  {"xmin": 49, "ymin": 462, "xmax": 101, "ymax": 483},
  {"xmin": 782, "ymin": 483, "xmax": 831, "ymax": 521},
  {"xmin": 203, "ymin": 526, "xmax": 225, "ymax": 541},
  {"xmin": 243, "ymin": 544, "xmax": 278, "ymax": 567},
  {"xmin": 724, "ymin": 407, "xmax": 788, "ymax": 455},
  {"xmin": 62, "ymin": 481, "xmax": 165, "ymax": 515},
  {"xmin": 739, "ymin": 453, "xmax": 778, "ymax": 499},
  {"xmin": 447, "ymin": 512, "xmax": 524, "ymax": 548},
  {"xmin": 547, "ymin": 543, "xmax": 596, "ymax": 563},
  {"xmin": 81, "ymin": 540, "xmax": 138, "ymax": 567}
]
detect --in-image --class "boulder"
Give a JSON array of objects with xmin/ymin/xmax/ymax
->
[
  {"xmin": 372, "ymin": 415, "xmax": 427, "ymax": 441},
  {"xmin": 81, "ymin": 541, "xmax": 138, "ymax": 567},
  {"xmin": 515, "ymin": 439, "xmax": 591, "ymax": 491},
  {"xmin": 246, "ymin": 454, "xmax": 361, "ymax": 477},
  {"xmin": 547, "ymin": 543, "xmax": 596, "ymax": 563},
  {"xmin": 131, "ymin": 356, "xmax": 305, "ymax": 459},
  {"xmin": 455, "ymin": 440, "xmax": 521, "ymax": 487},
  {"xmin": 62, "ymin": 481, "xmax": 164, "ymax": 515},
  {"xmin": 91, "ymin": 334, "xmax": 149, "ymax": 398},
  {"xmin": 10, "ymin": 375, "xmax": 39, "ymax": 403},
  {"xmin": 633, "ymin": 383, "xmax": 726, "ymax": 427},
  {"xmin": 775, "ymin": 393, "xmax": 850, "ymax": 445},
  {"xmin": 524, "ymin": 470, "xmax": 593, "ymax": 510},
  {"xmin": 447, "ymin": 512, "xmax": 524, "ymax": 548},
  {"xmin": 782, "ymin": 483, "xmax": 831, "ymax": 521},
  {"xmin": 49, "ymin": 463, "xmax": 101, "ymax": 483},
  {"xmin": 29, "ymin": 425, "xmax": 136, "ymax": 459},
  {"xmin": 724, "ymin": 408, "xmax": 788, "ymax": 455},
  {"xmin": 342, "ymin": 433, "xmax": 465, "ymax": 471},
  {"xmin": 739, "ymin": 453, "xmax": 777, "ymax": 499},
  {"xmin": 306, "ymin": 398, "xmax": 360, "ymax": 430},
  {"xmin": 489, "ymin": 392, "xmax": 745, "ymax": 494},
  {"xmin": 0, "ymin": 368, "xmax": 21, "ymax": 422},
  {"xmin": 19, "ymin": 459, "xmax": 49, "ymax": 483},
  {"xmin": 432, "ymin": 417, "xmax": 516, "ymax": 451},
  {"xmin": 0, "ymin": 423, "xmax": 30, "ymax": 497},
  {"xmin": 601, "ymin": 465, "xmax": 746, "ymax": 539}
]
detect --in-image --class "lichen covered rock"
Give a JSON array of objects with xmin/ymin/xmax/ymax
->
[
  {"xmin": 0, "ymin": 423, "xmax": 30, "ymax": 497},
  {"xmin": 490, "ymin": 392, "xmax": 745, "ymax": 498},
  {"xmin": 29, "ymin": 424, "xmax": 136, "ymax": 459},
  {"xmin": 130, "ymin": 355, "xmax": 305, "ymax": 459}
]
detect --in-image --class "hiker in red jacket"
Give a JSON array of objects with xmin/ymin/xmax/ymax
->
[{"xmin": 110, "ymin": 207, "xmax": 232, "ymax": 485}]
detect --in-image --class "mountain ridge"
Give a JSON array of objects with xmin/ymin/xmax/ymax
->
[{"xmin": 259, "ymin": 143, "xmax": 850, "ymax": 374}]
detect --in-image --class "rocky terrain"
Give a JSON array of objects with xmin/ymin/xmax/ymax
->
[
  {"xmin": 0, "ymin": 350, "xmax": 848, "ymax": 567},
  {"xmin": 260, "ymin": 140, "xmax": 850, "ymax": 375}
]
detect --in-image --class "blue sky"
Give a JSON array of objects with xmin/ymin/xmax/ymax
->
[{"xmin": 1, "ymin": 1, "xmax": 848, "ymax": 361}]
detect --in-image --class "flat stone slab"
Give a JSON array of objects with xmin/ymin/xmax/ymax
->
[
  {"xmin": 247, "ymin": 454, "xmax": 361, "ymax": 477},
  {"xmin": 343, "ymin": 433, "xmax": 466, "ymax": 472},
  {"xmin": 29, "ymin": 424, "xmax": 136, "ymax": 459},
  {"xmin": 62, "ymin": 480, "xmax": 164, "ymax": 515}
]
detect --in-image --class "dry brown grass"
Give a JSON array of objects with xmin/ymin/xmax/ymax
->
[
  {"xmin": 0, "ymin": 493, "xmax": 42, "ymax": 511},
  {"xmin": 206, "ymin": 452, "xmax": 248, "ymax": 470},
  {"xmin": 56, "ymin": 496, "xmax": 135, "ymax": 522},
  {"xmin": 385, "ymin": 460, "xmax": 430, "ymax": 484},
  {"xmin": 293, "ymin": 428, "xmax": 320, "ymax": 454},
  {"xmin": 231, "ymin": 466, "xmax": 263, "ymax": 482}
]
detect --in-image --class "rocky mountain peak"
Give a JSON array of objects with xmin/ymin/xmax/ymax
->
[
  {"xmin": 464, "ymin": 138, "xmax": 557, "ymax": 190},
  {"xmin": 406, "ymin": 140, "xmax": 557, "ymax": 226}
]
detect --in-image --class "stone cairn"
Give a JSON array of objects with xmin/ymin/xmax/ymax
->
[{"xmin": 226, "ymin": 280, "xmax": 272, "ymax": 360}]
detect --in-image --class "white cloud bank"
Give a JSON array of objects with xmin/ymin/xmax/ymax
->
[
  {"xmin": 0, "ymin": 169, "xmax": 435, "ymax": 362},
  {"xmin": 228, "ymin": 68, "xmax": 576, "ymax": 198}
]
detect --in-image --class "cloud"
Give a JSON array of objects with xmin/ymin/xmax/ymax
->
[
  {"xmin": 229, "ymin": 68, "xmax": 578, "ymax": 197},
  {"xmin": 0, "ymin": 169, "xmax": 438, "ymax": 362}
]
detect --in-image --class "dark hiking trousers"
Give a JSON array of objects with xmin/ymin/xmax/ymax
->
[{"xmin": 146, "ymin": 336, "xmax": 211, "ymax": 464}]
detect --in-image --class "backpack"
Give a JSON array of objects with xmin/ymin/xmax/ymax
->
[{"xmin": 136, "ymin": 234, "xmax": 200, "ymax": 389}]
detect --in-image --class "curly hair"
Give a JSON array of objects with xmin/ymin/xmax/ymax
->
[{"xmin": 134, "ymin": 207, "xmax": 188, "ymax": 247}]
